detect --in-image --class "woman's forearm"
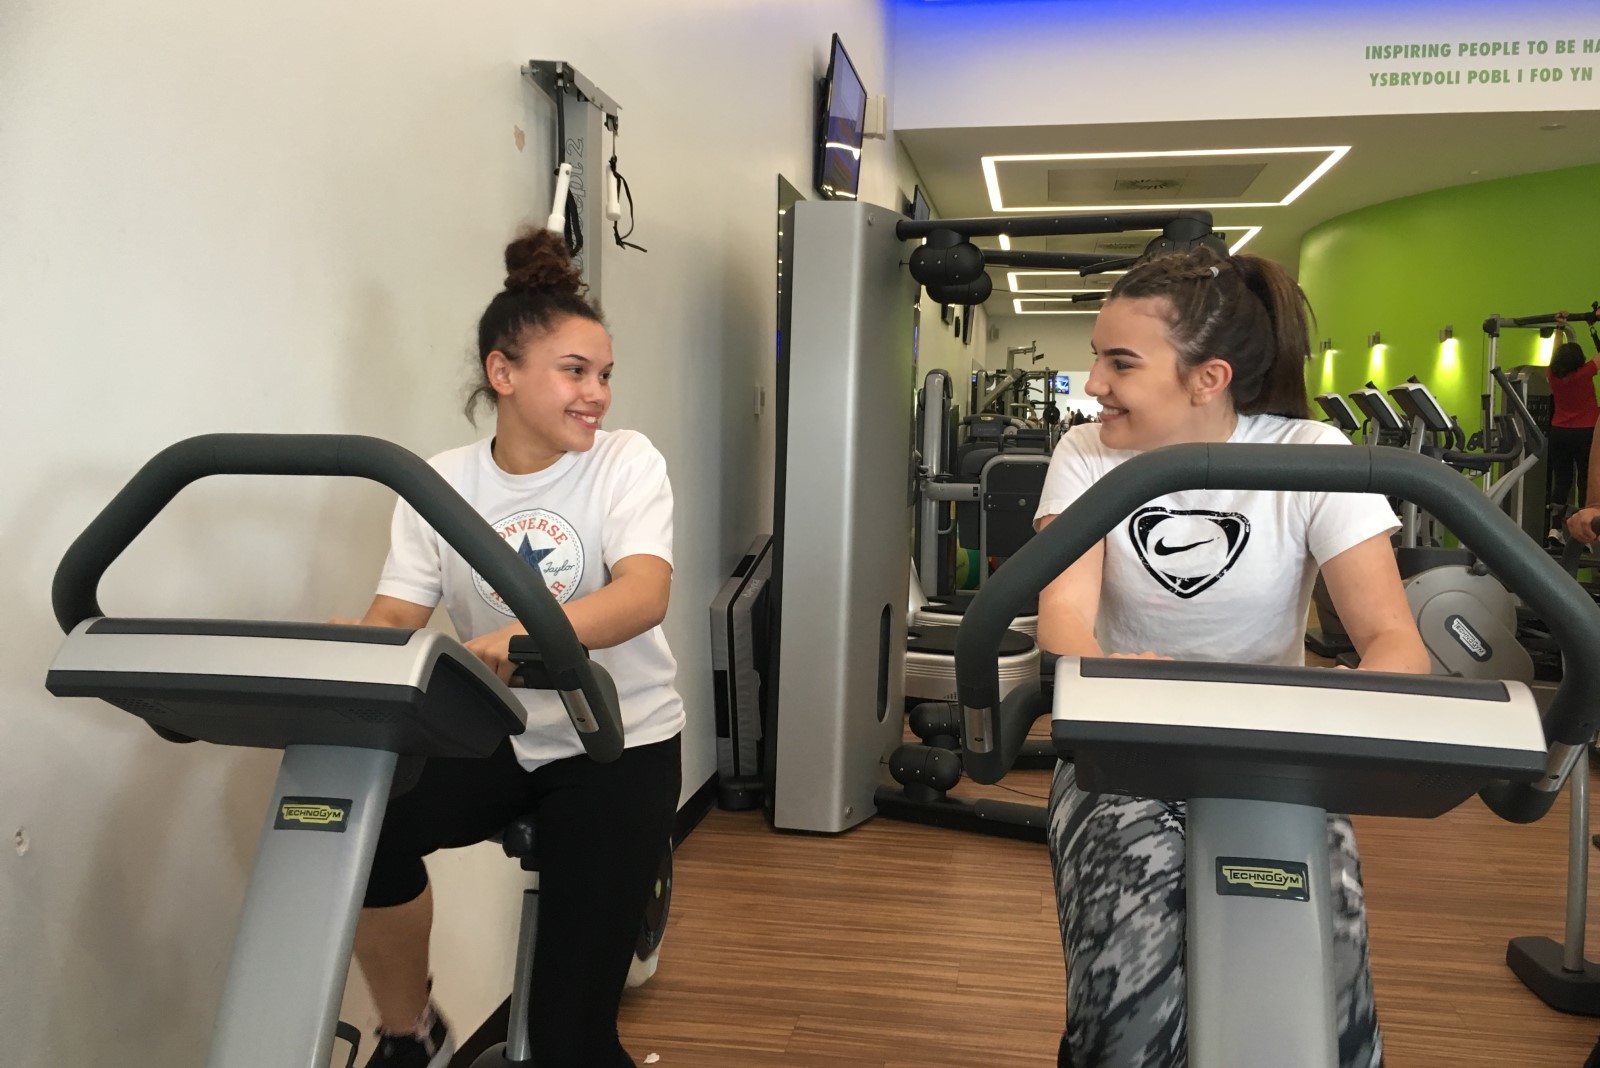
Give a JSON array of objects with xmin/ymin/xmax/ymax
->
[
  {"xmin": 560, "ymin": 572, "xmax": 668, "ymax": 650},
  {"xmin": 1037, "ymin": 604, "xmax": 1104, "ymax": 659},
  {"xmin": 1353, "ymin": 626, "xmax": 1430, "ymax": 674}
]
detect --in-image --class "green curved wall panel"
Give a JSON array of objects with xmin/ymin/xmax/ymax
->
[{"xmin": 1299, "ymin": 162, "xmax": 1600, "ymax": 429}]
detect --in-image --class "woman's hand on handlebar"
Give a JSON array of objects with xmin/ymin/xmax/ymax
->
[
  {"xmin": 1567, "ymin": 508, "xmax": 1600, "ymax": 545},
  {"xmin": 465, "ymin": 622, "xmax": 529, "ymax": 684}
]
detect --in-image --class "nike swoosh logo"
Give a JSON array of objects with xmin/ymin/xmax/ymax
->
[{"xmin": 1153, "ymin": 537, "xmax": 1216, "ymax": 556}]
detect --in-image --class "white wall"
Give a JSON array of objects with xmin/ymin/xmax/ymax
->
[
  {"xmin": 984, "ymin": 315, "xmax": 1100, "ymax": 418},
  {"xmin": 914, "ymin": 298, "xmax": 986, "ymax": 410},
  {"xmin": 990, "ymin": 317, "xmax": 1095, "ymax": 378},
  {"xmin": 892, "ymin": 0, "xmax": 1600, "ymax": 129},
  {"xmin": 0, "ymin": 0, "xmax": 896, "ymax": 1060}
]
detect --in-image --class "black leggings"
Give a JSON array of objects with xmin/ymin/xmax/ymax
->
[
  {"xmin": 365, "ymin": 734, "xmax": 682, "ymax": 1068},
  {"xmin": 1548, "ymin": 425, "xmax": 1594, "ymax": 525}
]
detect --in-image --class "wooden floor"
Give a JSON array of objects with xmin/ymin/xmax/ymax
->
[{"xmin": 619, "ymin": 758, "xmax": 1600, "ymax": 1066}]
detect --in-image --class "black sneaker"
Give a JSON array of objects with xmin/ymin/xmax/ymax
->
[{"xmin": 363, "ymin": 1007, "xmax": 454, "ymax": 1068}]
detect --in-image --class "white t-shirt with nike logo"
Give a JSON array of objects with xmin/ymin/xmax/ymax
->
[
  {"xmin": 377, "ymin": 429, "xmax": 686, "ymax": 770},
  {"xmin": 1035, "ymin": 415, "xmax": 1399, "ymax": 666}
]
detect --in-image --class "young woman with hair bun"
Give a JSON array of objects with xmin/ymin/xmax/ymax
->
[
  {"xmin": 336, "ymin": 227, "xmax": 683, "ymax": 1068},
  {"xmin": 1032, "ymin": 247, "xmax": 1429, "ymax": 1067}
]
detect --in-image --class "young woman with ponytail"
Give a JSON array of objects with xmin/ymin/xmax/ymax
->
[
  {"xmin": 1544, "ymin": 310, "xmax": 1600, "ymax": 545},
  {"xmin": 1032, "ymin": 248, "xmax": 1428, "ymax": 1067},
  {"xmin": 336, "ymin": 227, "xmax": 683, "ymax": 1068}
]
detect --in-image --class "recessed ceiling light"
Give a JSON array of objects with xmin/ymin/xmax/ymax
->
[
  {"xmin": 1540, "ymin": 122, "xmax": 1567, "ymax": 131},
  {"xmin": 981, "ymin": 147, "xmax": 1350, "ymax": 213},
  {"xmin": 1007, "ymin": 273, "xmax": 1106, "ymax": 294},
  {"xmin": 1003, "ymin": 227, "xmax": 1261, "ymax": 292},
  {"xmin": 1013, "ymin": 298, "xmax": 1102, "ymax": 315}
]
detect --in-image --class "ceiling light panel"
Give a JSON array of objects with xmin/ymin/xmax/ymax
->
[
  {"xmin": 1003, "ymin": 227, "xmax": 1261, "ymax": 292},
  {"xmin": 1014, "ymin": 298, "xmax": 1103, "ymax": 315},
  {"xmin": 1023, "ymin": 225, "xmax": 1261, "ymax": 256},
  {"xmin": 1007, "ymin": 272, "xmax": 1108, "ymax": 294},
  {"xmin": 982, "ymin": 147, "xmax": 1349, "ymax": 212}
]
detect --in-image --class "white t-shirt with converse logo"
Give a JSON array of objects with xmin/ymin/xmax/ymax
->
[
  {"xmin": 377, "ymin": 429, "xmax": 685, "ymax": 770},
  {"xmin": 1034, "ymin": 415, "xmax": 1399, "ymax": 667}
]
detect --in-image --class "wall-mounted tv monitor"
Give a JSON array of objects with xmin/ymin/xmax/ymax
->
[
  {"xmin": 814, "ymin": 34, "xmax": 867, "ymax": 201},
  {"xmin": 909, "ymin": 186, "xmax": 930, "ymax": 221}
]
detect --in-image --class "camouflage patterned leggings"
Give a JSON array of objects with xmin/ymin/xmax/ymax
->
[{"xmin": 1048, "ymin": 761, "xmax": 1383, "ymax": 1068}]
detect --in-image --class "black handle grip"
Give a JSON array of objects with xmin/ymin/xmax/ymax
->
[
  {"xmin": 955, "ymin": 443, "xmax": 1600, "ymax": 822},
  {"xmin": 895, "ymin": 210, "xmax": 1213, "ymax": 241},
  {"xmin": 1505, "ymin": 309, "xmax": 1600, "ymax": 328},
  {"xmin": 52, "ymin": 434, "xmax": 624, "ymax": 763}
]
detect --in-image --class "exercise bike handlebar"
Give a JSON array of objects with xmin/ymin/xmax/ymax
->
[
  {"xmin": 51, "ymin": 433, "xmax": 625, "ymax": 763},
  {"xmin": 954, "ymin": 442, "xmax": 1600, "ymax": 823}
]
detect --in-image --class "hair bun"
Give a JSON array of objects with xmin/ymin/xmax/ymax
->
[{"xmin": 503, "ymin": 228, "xmax": 585, "ymax": 296}]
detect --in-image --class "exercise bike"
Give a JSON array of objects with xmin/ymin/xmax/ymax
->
[
  {"xmin": 44, "ymin": 434, "xmax": 635, "ymax": 1068},
  {"xmin": 953, "ymin": 439, "xmax": 1600, "ymax": 1067}
]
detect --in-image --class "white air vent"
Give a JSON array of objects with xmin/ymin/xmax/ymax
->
[
  {"xmin": 1045, "ymin": 162, "xmax": 1268, "ymax": 204},
  {"xmin": 1114, "ymin": 177, "xmax": 1182, "ymax": 192}
]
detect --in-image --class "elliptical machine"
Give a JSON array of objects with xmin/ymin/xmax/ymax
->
[{"xmin": 44, "ymin": 434, "xmax": 628, "ymax": 1068}]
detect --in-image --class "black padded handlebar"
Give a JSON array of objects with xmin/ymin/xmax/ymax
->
[
  {"xmin": 954, "ymin": 443, "xmax": 1600, "ymax": 822},
  {"xmin": 51, "ymin": 434, "xmax": 624, "ymax": 763},
  {"xmin": 1485, "ymin": 309, "xmax": 1600, "ymax": 330},
  {"xmin": 895, "ymin": 210, "xmax": 1213, "ymax": 241}
]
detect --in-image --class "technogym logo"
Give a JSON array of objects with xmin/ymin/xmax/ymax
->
[
  {"xmin": 1221, "ymin": 865, "xmax": 1305, "ymax": 893},
  {"xmin": 274, "ymin": 796, "xmax": 351, "ymax": 833},
  {"xmin": 1215, "ymin": 856, "xmax": 1310, "ymax": 901},
  {"xmin": 280, "ymin": 803, "xmax": 344, "ymax": 824},
  {"xmin": 1447, "ymin": 614, "xmax": 1491, "ymax": 662}
]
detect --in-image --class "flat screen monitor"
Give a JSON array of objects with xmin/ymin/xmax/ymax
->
[
  {"xmin": 815, "ymin": 34, "xmax": 867, "ymax": 201},
  {"xmin": 910, "ymin": 186, "xmax": 930, "ymax": 221}
]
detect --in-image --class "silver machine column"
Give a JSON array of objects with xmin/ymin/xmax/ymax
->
[
  {"xmin": 916, "ymin": 369, "xmax": 955, "ymax": 598},
  {"xmin": 524, "ymin": 60, "xmax": 617, "ymax": 303},
  {"xmin": 770, "ymin": 200, "xmax": 917, "ymax": 833},
  {"xmin": 207, "ymin": 745, "xmax": 397, "ymax": 1068},
  {"xmin": 1186, "ymin": 798, "xmax": 1339, "ymax": 1068}
]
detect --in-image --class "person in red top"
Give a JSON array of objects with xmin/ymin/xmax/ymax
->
[{"xmin": 1545, "ymin": 311, "xmax": 1600, "ymax": 545}]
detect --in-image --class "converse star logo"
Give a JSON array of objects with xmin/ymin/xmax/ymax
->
[
  {"xmin": 472, "ymin": 508, "xmax": 585, "ymax": 613},
  {"xmin": 1129, "ymin": 507, "xmax": 1251, "ymax": 599}
]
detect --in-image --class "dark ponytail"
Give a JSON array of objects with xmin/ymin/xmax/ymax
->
[
  {"xmin": 1108, "ymin": 247, "xmax": 1313, "ymax": 419},
  {"xmin": 1551, "ymin": 341, "xmax": 1586, "ymax": 379},
  {"xmin": 466, "ymin": 228, "xmax": 604, "ymax": 420}
]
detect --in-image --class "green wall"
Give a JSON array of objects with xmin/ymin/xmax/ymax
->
[{"xmin": 1300, "ymin": 163, "xmax": 1600, "ymax": 427}]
